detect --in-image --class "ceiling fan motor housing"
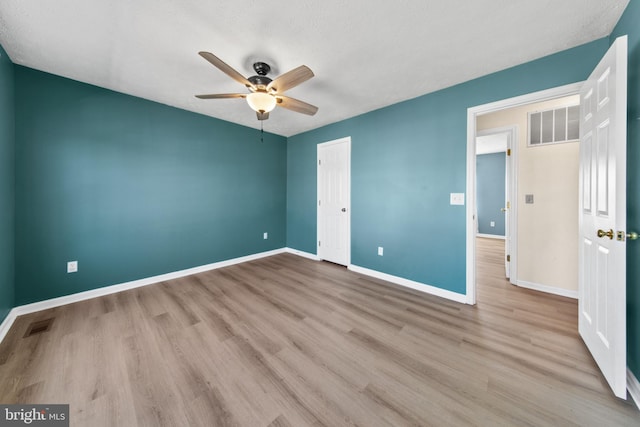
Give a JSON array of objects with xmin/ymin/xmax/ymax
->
[
  {"xmin": 249, "ymin": 62, "xmax": 273, "ymax": 89},
  {"xmin": 248, "ymin": 75, "xmax": 272, "ymax": 88},
  {"xmin": 253, "ymin": 61, "xmax": 271, "ymax": 75}
]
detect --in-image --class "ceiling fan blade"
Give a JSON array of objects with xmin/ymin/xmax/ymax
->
[
  {"xmin": 257, "ymin": 111, "xmax": 269, "ymax": 121},
  {"xmin": 267, "ymin": 65, "xmax": 314, "ymax": 94},
  {"xmin": 198, "ymin": 51, "xmax": 255, "ymax": 89},
  {"xmin": 276, "ymin": 96, "xmax": 318, "ymax": 115},
  {"xmin": 195, "ymin": 93, "xmax": 247, "ymax": 99}
]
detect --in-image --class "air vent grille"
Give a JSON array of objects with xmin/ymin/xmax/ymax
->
[
  {"xmin": 23, "ymin": 318, "xmax": 54, "ymax": 338},
  {"xmin": 529, "ymin": 105, "xmax": 579, "ymax": 146}
]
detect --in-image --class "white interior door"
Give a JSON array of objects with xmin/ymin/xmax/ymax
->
[
  {"xmin": 578, "ymin": 35, "xmax": 627, "ymax": 399},
  {"xmin": 504, "ymin": 135, "xmax": 513, "ymax": 279},
  {"xmin": 317, "ymin": 137, "xmax": 351, "ymax": 266}
]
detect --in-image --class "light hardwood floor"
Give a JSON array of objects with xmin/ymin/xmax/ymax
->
[{"xmin": 0, "ymin": 239, "xmax": 638, "ymax": 426}]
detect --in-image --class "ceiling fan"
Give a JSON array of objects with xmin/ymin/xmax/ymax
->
[{"xmin": 195, "ymin": 52, "xmax": 318, "ymax": 121}]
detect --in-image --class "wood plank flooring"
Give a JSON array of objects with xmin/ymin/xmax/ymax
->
[{"xmin": 0, "ymin": 239, "xmax": 638, "ymax": 426}]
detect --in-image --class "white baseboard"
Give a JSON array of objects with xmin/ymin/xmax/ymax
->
[
  {"xmin": 348, "ymin": 264, "xmax": 468, "ymax": 304},
  {"xmin": 516, "ymin": 280, "xmax": 578, "ymax": 299},
  {"xmin": 628, "ymin": 368, "xmax": 640, "ymax": 409},
  {"xmin": 476, "ymin": 233, "xmax": 505, "ymax": 240},
  {"xmin": 0, "ymin": 248, "xmax": 285, "ymax": 345},
  {"xmin": 284, "ymin": 247, "xmax": 320, "ymax": 261}
]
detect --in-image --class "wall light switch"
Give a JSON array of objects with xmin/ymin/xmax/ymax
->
[
  {"xmin": 450, "ymin": 193, "xmax": 465, "ymax": 205},
  {"xmin": 490, "ymin": 221, "xmax": 495, "ymax": 227},
  {"xmin": 263, "ymin": 232, "xmax": 268, "ymax": 240},
  {"xmin": 67, "ymin": 261, "xmax": 78, "ymax": 273},
  {"xmin": 525, "ymin": 194, "xmax": 534, "ymax": 204},
  {"xmin": 378, "ymin": 247, "xmax": 384, "ymax": 256}
]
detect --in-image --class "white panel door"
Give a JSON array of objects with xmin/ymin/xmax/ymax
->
[
  {"xmin": 578, "ymin": 36, "xmax": 627, "ymax": 399},
  {"xmin": 504, "ymin": 136, "xmax": 513, "ymax": 279},
  {"xmin": 317, "ymin": 137, "xmax": 351, "ymax": 266}
]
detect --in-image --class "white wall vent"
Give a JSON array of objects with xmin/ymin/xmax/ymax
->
[{"xmin": 528, "ymin": 105, "xmax": 579, "ymax": 146}]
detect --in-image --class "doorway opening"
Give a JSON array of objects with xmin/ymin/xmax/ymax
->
[
  {"xmin": 476, "ymin": 127, "xmax": 515, "ymax": 281},
  {"xmin": 466, "ymin": 82, "xmax": 582, "ymax": 305}
]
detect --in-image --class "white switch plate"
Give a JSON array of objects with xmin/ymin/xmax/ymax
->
[
  {"xmin": 490, "ymin": 221, "xmax": 495, "ymax": 227},
  {"xmin": 378, "ymin": 247, "xmax": 384, "ymax": 256},
  {"xmin": 450, "ymin": 193, "xmax": 465, "ymax": 205},
  {"xmin": 67, "ymin": 261, "xmax": 78, "ymax": 273},
  {"xmin": 263, "ymin": 232, "xmax": 268, "ymax": 240}
]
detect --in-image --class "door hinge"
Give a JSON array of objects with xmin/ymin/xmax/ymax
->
[
  {"xmin": 506, "ymin": 255, "xmax": 510, "ymax": 262},
  {"xmin": 318, "ymin": 159, "xmax": 321, "ymax": 165},
  {"xmin": 318, "ymin": 200, "xmax": 321, "ymax": 206},
  {"xmin": 318, "ymin": 240, "xmax": 321, "ymax": 247},
  {"xmin": 507, "ymin": 148, "xmax": 511, "ymax": 156}
]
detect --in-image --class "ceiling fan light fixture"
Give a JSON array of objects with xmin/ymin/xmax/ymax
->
[{"xmin": 246, "ymin": 91, "xmax": 277, "ymax": 113}]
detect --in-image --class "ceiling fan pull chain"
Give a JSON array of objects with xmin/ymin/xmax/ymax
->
[{"xmin": 261, "ymin": 120, "xmax": 264, "ymax": 143}]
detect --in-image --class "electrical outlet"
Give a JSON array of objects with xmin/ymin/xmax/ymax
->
[
  {"xmin": 263, "ymin": 232, "xmax": 268, "ymax": 240},
  {"xmin": 67, "ymin": 261, "xmax": 78, "ymax": 273},
  {"xmin": 378, "ymin": 247, "xmax": 384, "ymax": 256}
]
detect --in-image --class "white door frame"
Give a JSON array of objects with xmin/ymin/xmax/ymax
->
[
  {"xmin": 466, "ymin": 82, "xmax": 582, "ymax": 305},
  {"xmin": 476, "ymin": 126, "xmax": 517, "ymax": 283},
  {"xmin": 317, "ymin": 136, "xmax": 351, "ymax": 265}
]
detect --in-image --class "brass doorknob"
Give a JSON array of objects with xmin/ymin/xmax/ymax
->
[
  {"xmin": 597, "ymin": 229, "xmax": 614, "ymax": 239},
  {"xmin": 627, "ymin": 231, "xmax": 639, "ymax": 240}
]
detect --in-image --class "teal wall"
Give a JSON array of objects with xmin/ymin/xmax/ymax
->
[
  {"xmin": 14, "ymin": 67, "xmax": 286, "ymax": 305},
  {"xmin": 287, "ymin": 38, "xmax": 609, "ymax": 294},
  {"xmin": 611, "ymin": 0, "xmax": 640, "ymax": 383},
  {"xmin": 476, "ymin": 153, "xmax": 506, "ymax": 236},
  {"xmin": 0, "ymin": 44, "xmax": 15, "ymax": 322}
]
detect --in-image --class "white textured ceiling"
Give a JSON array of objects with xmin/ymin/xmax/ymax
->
[{"xmin": 0, "ymin": 0, "xmax": 629, "ymax": 137}]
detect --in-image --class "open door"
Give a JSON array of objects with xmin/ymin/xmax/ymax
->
[
  {"xmin": 504, "ymin": 134, "xmax": 513, "ymax": 280},
  {"xmin": 578, "ymin": 35, "xmax": 627, "ymax": 399}
]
